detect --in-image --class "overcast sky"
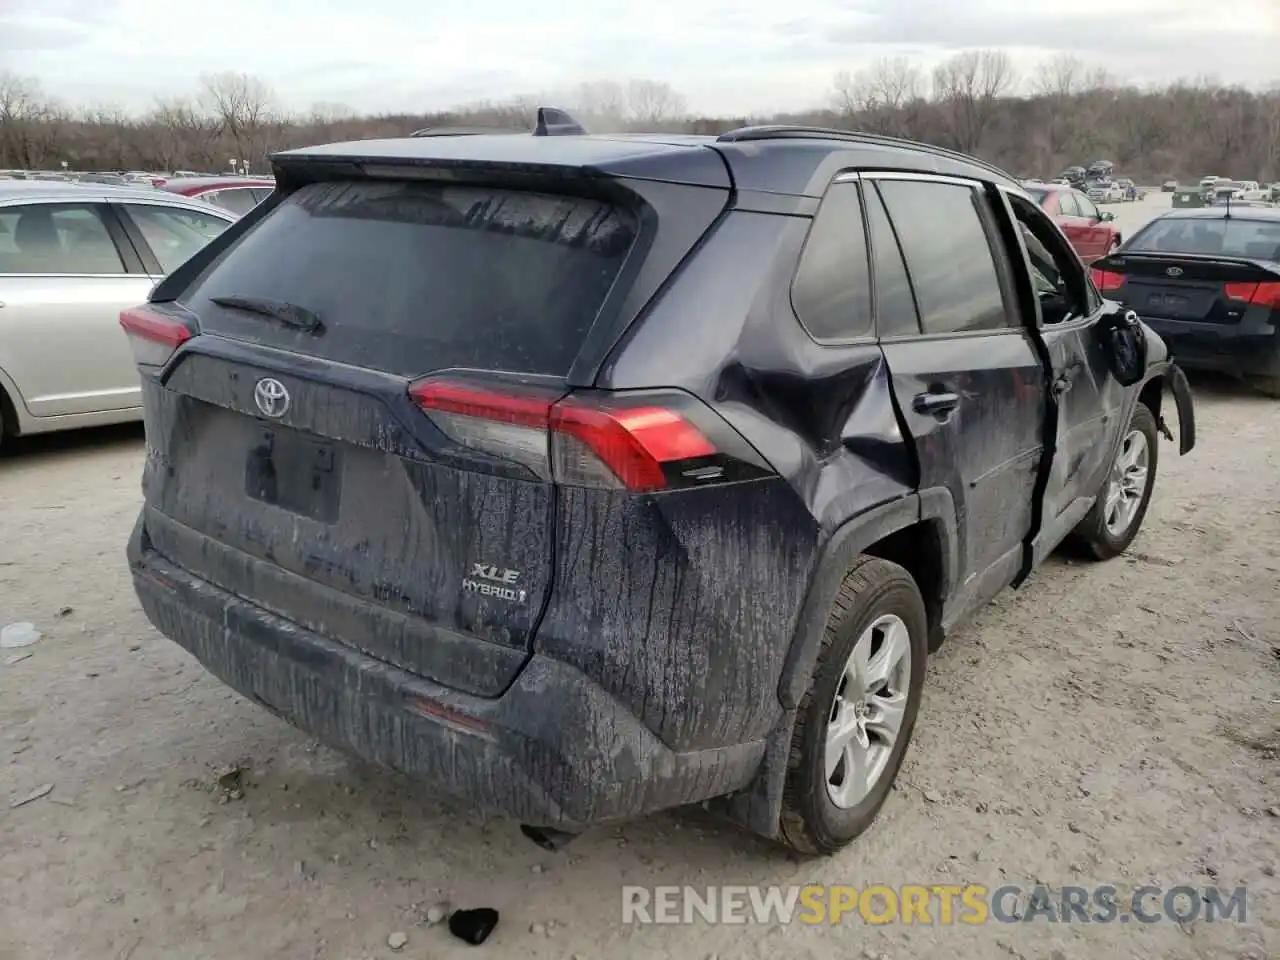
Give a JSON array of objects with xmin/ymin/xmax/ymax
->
[{"xmin": 2, "ymin": 0, "xmax": 1277, "ymax": 116}]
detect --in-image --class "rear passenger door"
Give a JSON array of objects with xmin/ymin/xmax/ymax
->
[{"xmin": 864, "ymin": 173, "xmax": 1047, "ymax": 618}]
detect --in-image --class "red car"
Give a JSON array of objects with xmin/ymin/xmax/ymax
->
[
  {"xmin": 160, "ymin": 176, "xmax": 275, "ymax": 216},
  {"xmin": 1023, "ymin": 184, "xmax": 1122, "ymax": 263}
]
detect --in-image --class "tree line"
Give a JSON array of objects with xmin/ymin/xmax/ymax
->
[{"xmin": 2, "ymin": 52, "xmax": 1278, "ymax": 182}]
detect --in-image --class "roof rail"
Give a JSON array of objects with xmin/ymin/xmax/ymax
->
[
  {"xmin": 715, "ymin": 124, "xmax": 1016, "ymax": 183},
  {"xmin": 410, "ymin": 126, "xmax": 524, "ymax": 138},
  {"xmin": 533, "ymin": 107, "xmax": 587, "ymax": 137}
]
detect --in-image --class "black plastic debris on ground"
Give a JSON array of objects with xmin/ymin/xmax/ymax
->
[{"xmin": 448, "ymin": 907, "xmax": 499, "ymax": 945}]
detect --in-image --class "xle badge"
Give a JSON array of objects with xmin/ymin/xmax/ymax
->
[{"xmin": 462, "ymin": 563, "xmax": 528, "ymax": 604}]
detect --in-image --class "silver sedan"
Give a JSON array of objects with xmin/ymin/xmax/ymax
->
[{"xmin": 0, "ymin": 181, "xmax": 236, "ymax": 444}]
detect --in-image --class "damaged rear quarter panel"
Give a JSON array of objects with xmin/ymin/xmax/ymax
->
[{"xmin": 566, "ymin": 209, "xmax": 916, "ymax": 752}]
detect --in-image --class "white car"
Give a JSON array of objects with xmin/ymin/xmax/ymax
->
[
  {"xmin": 1087, "ymin": 182, "xmax": 1123, "ymax": 204},
  {"xmin": 0, "ymin": 181, "xmax": 235, "ymax": 444}
]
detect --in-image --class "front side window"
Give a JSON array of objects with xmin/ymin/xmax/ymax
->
[
  {"xmin": 1008, "ymin": 194, "xmax": 1093, "ymax": 325},
  {"xmin": 791, "ymin": 181, "xmax": 873, "ymax": 341},
  {"xmin": 874, "ymin": 179, "xmax": 1010, "ymax": 335},
  {"xmin": 0, "ymin": 203, "xmax": 124, "ymax": 275}
]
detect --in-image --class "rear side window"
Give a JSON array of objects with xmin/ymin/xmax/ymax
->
[
  {"xmin": 791, "ymin": 181, "xmax": 872, "ymax": 341},
  {"xmin": 182, "ymin": 180, "xmax": 637, "ymax": 377},
  {"xmin": 1127, "ymin": 217, "xmax": 1280, "ymax": 260},
  {"xmin": 875, "ymin": 179, "xmax": 1010, "ymax": 335},
  {"xmin": 124, "ymin": 204, "xmax": 230, "ymax": 273},
  {"xmin": 864, "ymin": 188, "xmax": 921, "ymax": 338}
]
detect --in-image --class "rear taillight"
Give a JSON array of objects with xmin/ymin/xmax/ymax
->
[
  {"xmin": 1225, "ymin": 281, "xmax": 1280, "ymax": 308},
  {"xmin": 119, "ymin": 305, "xmax": 193, "ymax": 367},
  {"xmin": 409, "ymin": 378, "xmax": 735, "ymax": 492},
  {"xmin": 1090, "ymin": 267, "xmax": 1125, "ymax": 292}
]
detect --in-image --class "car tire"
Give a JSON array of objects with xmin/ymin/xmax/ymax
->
[
  {"xmin": 778, "ymin": 555, "xmax": 929, "ymax": 856},
  {"xmin": 1068, "ymin": 402, "xmax": 1159, "ymax": 560}
]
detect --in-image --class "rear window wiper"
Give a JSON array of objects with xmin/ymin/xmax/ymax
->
[{"xmin": 209, "ymin": 295, "xmax": 323, "ymax": 334}]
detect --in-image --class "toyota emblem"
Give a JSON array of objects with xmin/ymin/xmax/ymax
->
[
  {"xmin": 253, "ymin": 378, "xmax": 290, "ymax": 418},
  {"xmin": 1165, "ymin": 266, "xmax": 1183, "ymax": 277}
]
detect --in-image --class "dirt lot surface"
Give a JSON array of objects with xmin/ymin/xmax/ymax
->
[{"xmin": 2, "ymin": 194, "xmax": 1277, "ymax": 960}]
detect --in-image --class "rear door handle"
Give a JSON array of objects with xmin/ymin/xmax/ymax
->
[{"xmin": 913, "ymin": 391, "xmax": 961, "ymax": 415}]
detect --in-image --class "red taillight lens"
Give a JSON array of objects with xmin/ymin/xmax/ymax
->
[
  {"xmin": 1225, "ymin": 281, "xmax": 1280, "ymax": 308},
  {"xmin": 119, "ymin": 305, "xmax": 193, "ymax": 367},
  {"xmin": 409, "ymin": 378, "xmax": 719, "ymax": 492},
  {"xmin": 552, "ymin": 403, "xmax": 717, "ymax": 490},
  {"xmin": 1090, "ymin": 267, "xmax": 1125, "ymax": 292}
]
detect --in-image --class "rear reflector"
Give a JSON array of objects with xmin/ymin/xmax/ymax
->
[
  {"xmin": 409, "ymin": 378, "xmax": 720, "ymax": 492},
  {"xmin": 1224, "ymin": 281, "xmax": 1280, "ymax": 308},
  {"xmin": 1090, "ymin": 267, "xmax": 1125, "ymax": 292},
  {"xmin": 119, "ymin": 305, "xmax": 193, "ymax": 367}
]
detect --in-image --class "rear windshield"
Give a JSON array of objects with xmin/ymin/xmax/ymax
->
[
  {"xmin": 181, "ymin": 180, "xmax": 637, "ymax": 377},
  {"xmin": 1126, "ymin": 217, "xmax": 1280, "ymax": 260}
]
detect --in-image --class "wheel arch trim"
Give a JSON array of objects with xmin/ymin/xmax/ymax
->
[{"xmin": 777, "ymin": 490, "xmax": 958, "ymax": 710}]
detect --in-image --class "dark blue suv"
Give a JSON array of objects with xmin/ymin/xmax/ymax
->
[{"xmin": 123, "ymin": 112, "xmax": 1195, "ymax": 854}]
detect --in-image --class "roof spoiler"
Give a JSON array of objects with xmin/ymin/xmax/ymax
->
[{"xmin": 410, "ymin": 107, "xmax": 587, "ymax": 140}]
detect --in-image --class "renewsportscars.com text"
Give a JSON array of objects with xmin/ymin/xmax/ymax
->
[{"xmin": 621, "ymin": 884, "xmax": 1248, "ymax": 926}]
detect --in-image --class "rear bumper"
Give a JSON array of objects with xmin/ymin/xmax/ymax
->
[
  {"xmin": 1140, "ymin": 318, "xmax": 1280, "ymax": 379},
  {"xmin": 127, "ymin": 516, "xmax": 764, "ymax": 828}
]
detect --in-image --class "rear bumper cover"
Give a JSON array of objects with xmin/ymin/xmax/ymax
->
[
  {"xmin": 1141, "ymin": 318, "xmax": 1280, "ymax": 380},
  {"xmin": 127, "ymin": 516, "xmax": 763, "ymax": 827}
]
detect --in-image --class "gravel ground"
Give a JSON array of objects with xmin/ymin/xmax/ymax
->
[{"xmin": 1, "ymin": 193, "xmax": 1276, "ymax": 960}]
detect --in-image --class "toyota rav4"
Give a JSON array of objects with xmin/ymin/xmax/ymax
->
[{"xmin": 124, "ymin": 112, "xmax": 1195, "ymax": 855}]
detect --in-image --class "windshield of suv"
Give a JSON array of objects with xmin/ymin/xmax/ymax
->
[
  {"xmin": 182, "ymin": 179, "xmax": 638, "ymax": 377},
  {"xmin": 1126, "ymin": 217, "xmax": 1280, "ymax": 259}
]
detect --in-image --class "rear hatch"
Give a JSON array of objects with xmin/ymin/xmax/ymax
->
[{"xmin": 125, "ymin": 151, "xmax": 731, "ymax": 696}]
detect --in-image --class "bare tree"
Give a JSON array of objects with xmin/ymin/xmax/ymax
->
[
  {"xmin": 2, "ymin": 59, "xmax": 1280, "ymax": 182},
  {"xmin": 0, "ymin": 72, "xmax": 48, "ymax": 167},
  {"xmin": 199, "ymin": 71, "xmax": 277, "ymax": 167},
  {"xmin": 932, "ymin": 49, "xmax": 1017, "ymax": 153},
  {"xmin": 572, "ymin": 80, "xmax": 627, "ymax": 130},
  {"xmin": 1034, "ymin": 54, "xmax": 1085, "ymax": 99},
  {"xmin": 149, "ymin": 97, "xmax": 221, "ymax": 171},
  {"xmin": 625, "ymin": 79, "xmax": 687, "ymax": 129},
  {"xmin": 833, "ymin": 58, "xmax": 924, "ymax": 137}
]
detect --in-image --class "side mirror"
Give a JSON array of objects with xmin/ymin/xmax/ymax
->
[
  {"xmin": 1098, "ymin": 211, "xmax": 1115, "ymax": 222},
  {"xmin": 1097, "ymin": 305, "xmax": 1147, "ymax": 386}
]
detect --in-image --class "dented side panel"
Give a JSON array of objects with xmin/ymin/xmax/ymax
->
[
  {"xmin": 591, "ymin": 211, "xmax": 917, "ymax": 751},
  {"xmin": 878, "ymin": 333, "xmax": 1047, "ymax": 596}
]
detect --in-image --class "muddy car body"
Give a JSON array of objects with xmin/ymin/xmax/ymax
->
[{"xmin": 125, "ymin": 116, "xmax": 1195, "ymax": 854}]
